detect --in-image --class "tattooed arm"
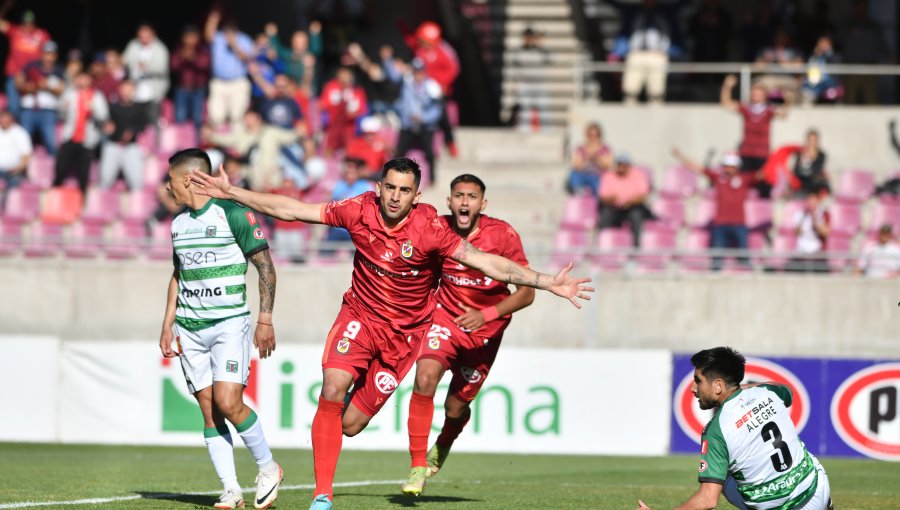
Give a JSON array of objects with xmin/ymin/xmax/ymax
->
[
  {"xmin": 249, "ymin": 248, "xmax": 277, "ymax": 358},
  {"xmin": 449, "ymin": 241, "xmax": 594, "ymax": 308}
]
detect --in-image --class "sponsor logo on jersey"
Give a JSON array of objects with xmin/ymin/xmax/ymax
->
[
  {"xmin": 225, "ymin": 360, "xmax": 239, "ymax": 373},
  {"xmin": 245, "ymin": 212, "xmax": 257, "ymax": 225},
  {"xmin": 461, "ymin": 367, "xmax": 483, "ymax": 384},
  {"xmin": 336, "ymin": 338, "xmax": 350, "ymax": 354},
  {"xmin": 360, "ymin": 257, "xmax": 419, "ymax": 279},
  {"xmin": 698, "ymin": 460, "xmax": 708, "ymax": 472},
  {"xmin": 205, "ymin": 226, "xmax": 217, "ymax": 237},
  {"xmin": 673, "ymin": 358, "xmax": 810, "ymax": 444},
  {"xmin": 381, "ymin": 250, "xmax": 394, "ymax": 262},
  {"xmin": 253, "ymin": 228, "xmax": 265, "ymax": 240},
  {"xmin": 177, "ymin": 251, "xmax": 218, "ymax": 266},
  {"xmin": 429, "ymin": 337, "xmax": 441, "ymax": 350},
  {"xmin": 831, "ymin": 363, "xmax": 900, "ymax": 460},
  {"xmin": 700, "ymin": 440, "xmax": 708, "ymax": 455},
  {"xmin": 443, "ymin": 274, "xmax": 487, "ymax": 286},
  {"xmin": 181, "ymin": 287, "xmax": 223, "ymax": 298},
  {"xmin": 401, "ymin": 240, "xmax": 414, "ymax": 258},
  {"xmin": 374, "ymin": 371, "xmax": 398, "ymax": 394}
]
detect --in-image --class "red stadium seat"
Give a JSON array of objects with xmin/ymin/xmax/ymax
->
[
  {"xmin": 835, "ymin": 169, "xmax": 875, "ymax": 204},
  {"xmin": 591, "ymin": 228, "xmax": 632, "ymax": 271},
  {"xmin": 648, "ymin": 197, "xmax": 685, "ymax": 233},
  {"xmin": 777, "ymin": 200, "xmax": 804, "ymax": 234},
  {"xmin": 829, "ymin": 202, "xmax": 861, "ymax": 237},
  {"xmin": 105, "ymin": 222, "xmax": 146, "ymax": 259},
  {"xmin": 120, "ymin": 189, "xmax": 159, "ymax": 226},
  {"xmin": 27, "ymin": 148, "xmax": 55, "ymax": 189},
  {"xmin": 551, "ymin": 228, "xmax": 591, "ymax": 269},
  {"xmin": 680, "ymin": 229, "xmax": 711, "ymax": 271},
  {"xmin": 40, "ymin": 188, "xmax": 83, "ymax": 225},
  {"xmin": 826, "ymin": 233, "xmax": 854, "ymax": 272},
  {"xmin": 81, "ymin": 188, "xmax": 120, "ymax": 226},
  {"xmin": 766, "ymin": 232, "xmax": 797, "ymax": 271},
  {"xmin": 148, "ymin": 219, "xmax": 173, "ymax": 260},
  {"xmin": 64, "ymin": 222, "xmax": 105, "ymax": 259},
  {"xmin": 2, "ymin": 187, "xmax": 41, "ymax": 223},
  {"xmin": 688, "ymin": 198, "xmax": 716, "ymax": 229},
  {"xmin": 159, "ymin": 124, "xmax": 198, "ymax": 156},
  {"xmin": 0, "ymin": 220, "xmax": 23, "ymax": 256},
  {"xmin": 744, "ymin": 199, "xmax": 773, "ymax": 231},
  {"xmin": 560, "ymin": 195, "xmax": 598, "ymax": 230},
  {"xmin": 636, "ymin": 229, "xmax": 676, "ymax": 271},
  {"xmin": 867, "ymin": 202, "xmax": 900, "ymax": 235},
  {"xmin": 23, "ymin": 222, "xmax": 64, "ymax": 257},
  {"xmin": 659, "ymin": 166, "xmax": 698, "ymax": 199}
]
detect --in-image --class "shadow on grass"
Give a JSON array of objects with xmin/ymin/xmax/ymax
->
[
  {"xmin": 338, "ymin": 492, "xmax": 482, "ymax": 507},
  {"xmin": 134, "ymin": 491, "xmax": 218, "ymax": 507}
]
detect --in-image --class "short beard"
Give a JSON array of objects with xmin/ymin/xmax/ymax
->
[{"xmin": 698, "ymin": 397, "xmax": 718, "ymax": 410}]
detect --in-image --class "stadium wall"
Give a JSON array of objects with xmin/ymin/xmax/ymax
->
[
  {"xmin": 568, "ymin": 104, "xmax": 900, "ymax": 181},
  {"xmin": 0, "ymin": 260, "xmax": 895, "ymax": 357}
]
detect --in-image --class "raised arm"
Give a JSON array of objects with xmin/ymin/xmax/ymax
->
[
  {"xmin": 671, "ymin": 148, "xmax": 704, "ymax": 175},
  {"xmin": 720, "ymin": 75, "xmax": 739, "ymax": 112},
  {"xmin": 204, "ymin": 10, "xmax": 220, "ymax": 43},
  {"xmin": 248, "ymin": 248, "xmax": 276, "ymax": 358},
  {"xmin": 190, "ymin": 166, "xmax": 325, "ymax": 222},
  {"xmin": 450, "ymin": 241, "xmax": 593, "ymax": 308}
]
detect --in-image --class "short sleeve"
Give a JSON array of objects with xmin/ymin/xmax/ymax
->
[
  {"xmin": 225, "ymin": 202, "xmax": 269, "ymax": 256},
  {"xmin": 320, "ymin": 194, "xmax": 365, "ymax": 229},
  {"xmin": 427, "ymin": 216, "xmax": 464, "ymax": 259},
  {"xmin": 760, "ymin": 384, "xmax": 793, "ymax": 408},
  {"xmin": 699, "ymin": 417, "xmax": 729, "ymax": 484},
  {"xmin": 499, "ymin": 225, "xmax": 529, "ymax": 267}
]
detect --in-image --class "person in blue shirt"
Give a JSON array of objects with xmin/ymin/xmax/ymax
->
[
  {"xmin": 386, "ymin": 57, "xmax": 442, "ymax": 185},
  {"xmin": 204, "ymin": 10, "xmax": 255, "ymax": 127},
  {"xmin": 323, "ymin": 156, "xmax": 375, "ymax": 247}
]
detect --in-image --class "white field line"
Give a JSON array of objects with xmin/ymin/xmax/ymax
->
[{"xmin": 0, "ymin": 479, "xmax": 406, "ymax": 509}]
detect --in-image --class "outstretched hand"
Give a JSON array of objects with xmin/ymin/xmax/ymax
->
[
  {"xmin": 548, "ymin": 261, "xmax": 594, "ymax": 309},
  {"xmin": 636, "ymin": 500, "xmax": 652, "ymax": 510},
  {"xmin": 190, "ymin": 165, "xmax": 233, "ymax": 199}
]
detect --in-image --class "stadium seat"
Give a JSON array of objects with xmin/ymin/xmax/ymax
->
[
  {"xmin": 648, "ymin": 197, "xmax": 685, "ymax": 233},
  {"xmin": 137, "ymin": 128, "xmax": 156, "ymax": 154},
  {"xmin": 27, "ymin": 148, "xmax": 55, "ymax": 189},
  {"xmin": 591, "ymin": 228, "xmax": 633, "ymax": 271},
  {"xmin": 81, "ymin": 188, "xmax": 120, "ymax": 226},
  {"xmin": 867, "ymin": 202, "xmax": 900, "ymax": 235},
  {"xmin": 679, "ymin": 228, "xmax": 711, "ymax": 271},
  {"xmin": 120, "ymin": 189, "xmax": 159, "ymax": 226},
  {"xmin": 829, "ymin": 202, "xmax": 861, "ymax": 237},
  {"xmin": 105, "ymin": 222, "xmax": 146, "ymax": 259},
  {"xmin": 159, "ymin": 124, "xmax": 198, "ymax": 156},
  {"xmin": 551, "ymin": 228, "xmax": 591, "ymax": 269},
  {"xmin": 835, "ymin": 169, "xmax": 875, "ymax": 204},
  {"xmin": 766, "ymin": 232, "xmax": 797, "ymax": 271},
  {"xmin": 160, "ymin": 99, "xmax": 175, "ymax": 124},
  {"xmin": 560, "ymin": 195, "xmax": 598, "ymax": 230},
  {"xmin": 688, "ymin": 198, "xmax": 716, "ymax": 229},
  {"xmin": 636, "ymin": 229, "xmax": 676, "ymax": 271},
  {"xmin": 777, "ymin": 200, "xmax": 804, "ymax": 234},
  {"xmin": 148, "ymin": 220, "xmax": 174, "ymax": 260},
  {"xmin": 23, "ymin": 222, "xmax": 64, "ymax": 257},
  {"xmin": 826, "ymin": 233, "xmax": 854, "ymax": 272},
  {"xmin": 0, "ymin": 220, "xmax": 23, "ymax": 256},
  {"xmin": 2, "ymin": 187, "xmax": 41, "ymax": 223},
  {"xmin": 744, "ymin": 199, "xmax": 773, "ymax": 231},
  {"xmin": 40, "ymin": 188, "xmax": 83, "ymax": 225},
  {"xmin": 633, "ymin": 164, "xmax": 654, "ymax": 191},
  {"xmin": 659, "ymin": 166, "xmax": 698, "ymax": 199},
  {"xmin": 64, "ymin": 222, "xmax": 105, "ymax": 259}
]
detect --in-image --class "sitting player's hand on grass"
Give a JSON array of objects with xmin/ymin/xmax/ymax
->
[
  {"xmin": 636, "ymin": 499, "xmax": 651, "ymax": 509},
  {"xmin": 549, "ymin": 260, "xmax": 594, "ymax": 309},
  {"xmin": 453, "ymin": 303, "xmax": 486, "ymax": 331},
  {"xmin": 190, "ymin": 165, "xmax": 233, "ymax": 199}
]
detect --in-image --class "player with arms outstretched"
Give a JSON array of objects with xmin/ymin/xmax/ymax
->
[
  {"xmin": 159, "ymin": 149, "xmax": 283, "ymax": 509},
  {"xmin": 400, "ymin": 174, "xmax": 534, "ymax": 495},
  {"xmin": 191, "ymin": 158, "xmax": 594, "ymax": 510},
  {"xmin": 637, "ymin": 347, "xmax": 832, "ymax": 510}
]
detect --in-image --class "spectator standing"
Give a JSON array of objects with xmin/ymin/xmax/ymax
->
[
  {"xmin": 255, "ymin": 73, "xmax": 304, "ymax": 131},
  {"xmin": 63, "ymin": 49, "xmax": 83, "ymax": 89},
  {"xmin": 598, "ymin": 154, "xmax": 651, "ymax": 247},
  {"xmin": 318, "ymin": 66, "xmax": 366, "ymax": 156},
  {"xmin": 54, "ymin": 72, "xmax": 108, "ymax": 194},
  {"xmin": 509, "ymin": 27, "xmax": 550, "ymax": 132},
  {"xmin": 249, "ymin": 33, "xmax": 284, "ymax": 110},
  {"xmin": 170, "ymin": 25, "xmax": 210, "ymax": 131},
  {"xmin": 673, "ymin": 149, "xmax": 756, "ymax": 270},
  {"xmin": 856, "ymin": 225, "xmax": 900, "ymax": 278},
  {"xmin": 839, "ymin": 0, "xmax": 890, "ymax": 105},
  {"xmin": 389, "ymin": 58, "xmax": 442, "ymax": 184},
  {"xmin": 16, "ymin": 40, "xmax": 63, "ymax": 155},
  {"xmin": 346, "ymin": 43, "xmax": 402, "ymax": 123},
  {"xmin": 753, "ymin": 29, "xmax": 804, "ymax": 106},
  {"xmin": 792, "ymin": 129, "xmax": 829, "ymax": 197},
  {"xmin": 787, "ymin": 190, "xmax": 831, "ymax": 273},
  {"xmin": 720, "ymin": 74, "xmax": 786, "ymax": 198},
  {"xmin": 802, "ymin": 35, "xmax": 840, "ymax": 106},
  {"xmin": 204, "ymin": 11, "xmax": 254, "ymax": 127},
  {"xmin": 99, "ymin": 80, "xmax": 148, "ymax": 190},
  {"xmin": 323, "ymin": 156, "xmax": 374, "ymax": 246},
  {"xmin": 567, "ymin": 121, "xmax": 611, "ymax": 196},
  {"xmin": 346, "ymin": 116, "xmax": 390, "ymax": 178},
  {"xmin": 0, "ymin": 109, "xmax": 32, "ymax": 204},
  {"xmin": 122, "ymin": 23, "xmax": 169, "ymax": 128},
  {"xmin": 607, "ymin": 0, "xmax": 690, "ymax": 105},
  {"xmin": 265, "ymin": 21, "xmax": 322, "ymax": 93},
  {"xmin": 89, "ymin": 52, "xmax": 123, "ymax": 103},
  {"xmin": 0, "ymin": 10, "xmax": 50, "ymax": 117},
  {"xmin": 407, "ymin": 21, "xmax": 460, "ymax": 157}
]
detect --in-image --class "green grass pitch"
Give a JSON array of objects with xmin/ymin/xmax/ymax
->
[{"xmin": 2, "ymin": 443, "xmax": 899, "ymax": 509}]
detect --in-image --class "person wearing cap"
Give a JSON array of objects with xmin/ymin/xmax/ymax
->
[
  {"xmin": 170, "ymin": 24, "xmax": 210, "ymax": 132},
  {"xmin": 1, "ymin": 9, "xmax": 51, "ymax": 117},
  {"xmin": 122, "ymin": 22, "xmax": 170, "ymax": 130},
  {"xmin": 598, "ymin": 153, "xmax": 652, "ymax": 247},
  {"xmin": 672, "ymin": 148, "xmax": 762, "ymax": 270},
  {"xmin": 387, "ymin": 57, "xmax": 443, "ymax": 184},
  {"xmin": 856, "ymin": 224, "xmax": 900, "ymax": 278},
  {"xmin": 346, "ymin": 116, "xmax": 390, "ymax": 178},
  {"xmin": 406, "ymin": 20, "xmax": 460, "ymax": 157},
  {"xmin": 318, "ymin": 66, "xmax": 367, "ymax": 156},
  {"xmin": 15, "ymin": 39, "xmax": 64, "ymax": 155}
]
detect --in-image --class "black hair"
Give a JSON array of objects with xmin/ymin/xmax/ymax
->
[
  {"xmin": 381, "ymin": 158, "xmax": 421, "ymax": 188},
  {"xmin": 169, "ymin": 148, "xmax": 212, "ymax": 175},
  {"xmin": 690, "ymin": 347, "xmax": 745, "ymax": 388},
  {"xmin": 450, "ymin": 174, "xmax": 486, "ymax": 194}
]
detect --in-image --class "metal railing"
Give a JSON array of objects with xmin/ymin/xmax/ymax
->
[{"xmin": 572, "ymin": 61, "xmax": 900, "ymax": 103}]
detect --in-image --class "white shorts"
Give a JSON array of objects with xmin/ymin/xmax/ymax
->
[
  {"xmin": 800, "ymin": 459, "xmax": 832, "ymax": 510},
  {"xmin": 174, "ymin": 315, "xmax": 252, "ymax": 393}
]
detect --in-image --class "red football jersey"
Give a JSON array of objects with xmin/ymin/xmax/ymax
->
[
  {"xmin": 435, "ymin": 215, "xmax": 529, "ymax": 339},
  {"xmin": 320, "ymin": 192, "xmax": 464, "ymax": 330}
]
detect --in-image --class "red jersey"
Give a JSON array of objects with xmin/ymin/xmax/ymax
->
[
  {"xmin": 319, "ymin": 191, "xmax": 464, "ymax": 330},
  {"xmin": 435, "ymin": 215, "xmax": 529, "ymax": 339},
  {"xmin": 738, "ymin": 103, "xmax": 776, "ymax": 159},
  {"xmin": 318, "ymin": 79, "xmax": 367, "ymax": 120},
  {"xmin": 346, "ymin": 135, "xmax": 389, "ymax": 173},
  {"xmin": 5, "ymin": 25, "xmax": 50, "ymax": 76},
  {"xmin": 704, "ymin": 168, "xmax": 756, "ymax": 226},
  {"xmin": 406, "ymin": 36, "xmax": 460, "ymax": 95}
]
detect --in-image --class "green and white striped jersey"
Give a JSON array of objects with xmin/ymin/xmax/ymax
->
[
  {"xmin": 699, "ymin": 385, "xmax": 819, "ymax": 510},
  {"xmin": 171, "ymin": 198, "xmax": 268, "ymax": 331}
]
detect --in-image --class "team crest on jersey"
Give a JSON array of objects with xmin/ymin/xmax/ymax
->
[
  {"xmin": 225, "ymin": 360, "xmax": 238, "ymax": 373},
  {"xmin": 205, "ymin": 226, "xmax": 217, "ymax": 237},
  {"xmin": 401, "ymin": 240, "xmax": 414, "ymax": 258},
  {"xmin": 337, "ymin": 338, "xmax": 350, "ymax": 354},
  {"xmin": 428, "ymin": 337, "xmax": 441, "ymax": 350},
  {"xmin": 253, "ymin": 228, "xmax": 265, "ymax": 239},
  {"xmin": 698, "ymin": 460, "xmax": 708, "ymax": 472},
  {"xmin": 461, "ymin": 367, "xmax": 483, "ymax": 383}
]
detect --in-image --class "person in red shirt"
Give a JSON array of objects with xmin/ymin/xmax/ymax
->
[
  {"xmin": 346, "ymin": 116, "xmax": 390, "ymax": 178},
  {"xmin": 318, "ymin": 66, "xmax": 367, "ymax": 156},
  {"xmin": 0, "ymin": 10, "xmax": 50, "ymax": 117},
  {"xmin": 399, "ymin": 174, "xmax": 535, "ymax": 495},
  {"xmin": 720, "ymin": 75, "xmax": 787, "ymax": 198},
  {"xmin": 406, "ymin": 21, "xmax": 460, "ymax": 157},
  {"xmin": 190, "ymin": 157, "xmax": 593, "ymax": 510},
  {"xmin": 673, "ymin": 148, "xmax": 762, "ymax": 270}
]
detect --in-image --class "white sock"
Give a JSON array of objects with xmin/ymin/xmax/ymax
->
[
  {"xmin": 204, "ymin": 427, "xmax": 240, "ymax": 491},
  {"xmin": 235, "ymin": 410, "xmax": 278, "ymax": 472}
]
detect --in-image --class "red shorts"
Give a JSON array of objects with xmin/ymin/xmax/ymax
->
[
  {"xmin": 322, "ymin": 302, "xmax": 427, "ymax": 417},
  {"xmin": 418, "ymin": 305, "xmax": 505, "ymax": 402}
]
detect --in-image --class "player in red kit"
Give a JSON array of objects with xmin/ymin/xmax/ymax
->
[
  {"xmin": 190, "ymin": 158, "xmax": 594, "ymax": 510},
  {"xmin": 400, "ymin": 174, "xmax": 535, "ymax": 495}
]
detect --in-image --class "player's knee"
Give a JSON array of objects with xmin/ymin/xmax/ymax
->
[
  {"xmin": 445, "ymin": 400, "xmax": 470, "ymax": 420},
  {"xmin": 320, "ymin": 381, "xmax": 348, "ymax": 402},
  {"xmin": 413, "ymin": 372, "xmax": 440, "ymax": 396},
  {"xmin": 342, "ymin": 419, "xmax": 368, "ymax": 437},
  {"xmin": 213, "ymin": 394, "xmax": 245, "ymax": 421}
]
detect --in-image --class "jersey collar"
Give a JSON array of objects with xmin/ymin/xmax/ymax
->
[{"xmin": 189, "ymin": 197, "xmax": 216, "ymax": 218}]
